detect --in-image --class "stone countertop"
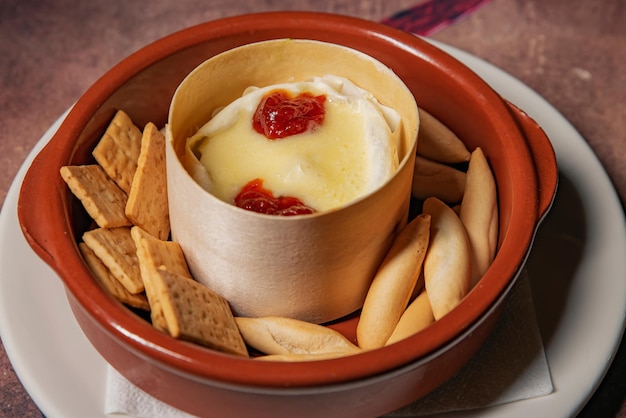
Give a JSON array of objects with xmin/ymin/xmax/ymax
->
[{"xmin": 1, "ymin": 0, "xmax": 624, "ymax": 417}]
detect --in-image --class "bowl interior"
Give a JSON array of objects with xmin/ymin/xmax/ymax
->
[{"xmin": 21, "ymin": 11, "xmax": 541, "ymax": 388}]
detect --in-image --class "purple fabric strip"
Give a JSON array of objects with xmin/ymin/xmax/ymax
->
[{"xmin": 381, "ymin": 0, "xmax": 492, "ymax": 36}]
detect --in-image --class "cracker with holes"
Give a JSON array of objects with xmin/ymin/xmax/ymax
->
[
  {"xmin": 125, "ymin": 122, "xmax": 170, "ymax": 241},
  {"xmin": 60, "ymin": 164, "xmax": 131, "ymax": 228},
  {"xmin": 82, "ymin": 226, "xmax": 144, "ymax": 294},
  {"xmin": 79, "ymin": 243, "xmax": 149, "ymax": 310},
  {"xmin": 92, "ymin": 110, "xmax": 143, "ymax": 194},
  {"xmin": 156, "ymin": 268, "xmax": 248, "ymax": 357},
  {"xmin": 130, "ymin": 226, "xmax": 191, "ymax": 331}
]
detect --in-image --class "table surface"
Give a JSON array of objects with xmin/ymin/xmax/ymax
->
[{"xmin": 1, "ymin": 0, "xmax": 624, "ymax": 417}]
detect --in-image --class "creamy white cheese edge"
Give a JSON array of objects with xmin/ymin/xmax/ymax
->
[{"xmin": 188, "ymin": 74, "xmax": 401, "ymax": 212}]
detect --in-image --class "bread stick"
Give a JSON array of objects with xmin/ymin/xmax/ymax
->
[
  {"xmin": 255, "ymin": 351, "xmax": 360, "ymax": 362},
  {"xmin": 416, "ymin": 109, "xmax": 471, "ymax": 164},
  {"xmin": 385, "ymin": 290, "xmax": 434, "ymax": 345},
  {"xmin": 235, "ymin": 316, "xmax": 360, "ymax": 355},
  {"xmin": 423, "ymin": 197, "xmax": 471, "ymax": 320},
  {"xmin": 411, "ymin": 155, "xmax": 466, "ymax": 203},
  {"xmin": 356, "ymin": 214, "xmax": 430, "ymax": 349},
  {"xmin": 459, "ymin": 147, "xmax": 498, "ymax": 287}
]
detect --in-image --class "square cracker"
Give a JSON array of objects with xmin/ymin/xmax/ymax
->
[
  {"xmin": 130, "ymin": 226, "xmax": 190, "ymax": 331},
  {"xmin": 125, "ymin": 122, "xmax": 170, "ymax": 241},
  {"xmin": 82, "ymin": 227, "xmax": 144, "ymax": 294},
  {"xmin": 79, "ymin": 243, "xmax": 149, "ymax": 310},
  {"xmin": 93, "ymin": 110, "xmax": 142, "ymax": 194},
  {"xmin": 60, "ymin": 165, "xmax": 131, "ymax": 228},
  {"xmin": 156, "ymin": 268, "xmax": 248, "ymax": 357}
]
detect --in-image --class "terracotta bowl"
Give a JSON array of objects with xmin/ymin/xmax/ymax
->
[{"xmin": 17, "ymin": 11, "xmax": 557, "ymax": 418}]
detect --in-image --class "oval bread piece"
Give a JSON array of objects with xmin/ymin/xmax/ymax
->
[
  {"xmin": 385, "ymin": 290, "xmax": 435, "ymax": 346},
  {"xmin": 459, "ymin": 147, "xmax": 499, "ymax": 287},
  {"xmin": 411, "ymin": 155, "xmax": 467, "ymax": 203},
  {"xmin": 423, "ymin": 197, "xmax": 472, "ymax": 320},
  {"xmin": 255, "ymin": 351, "xmax": 360, "ymax": 362},
  {"xmin": 235, "ymin": 316, "xmax": 360, "ymax": 355},
  {"xmin": 416, "ymin": 109, "xmax": 471, "ymax": 164},
  {"xmin": 356, "ymin": 214, "xmax": 431, "ymax": 350}
]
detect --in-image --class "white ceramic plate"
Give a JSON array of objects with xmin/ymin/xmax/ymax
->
[{"xmin": 1, "ymin": 42, "xmax": 625, "ymax": 418}]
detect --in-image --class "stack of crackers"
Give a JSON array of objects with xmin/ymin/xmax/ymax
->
[{"xmin": 60, "ymin": 110, "xmax": 248, "ymax": 357}]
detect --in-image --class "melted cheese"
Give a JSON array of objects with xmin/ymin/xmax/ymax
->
[{"xmin": 189, "ymin": 75, "xmax": 400, "ymax": 212}]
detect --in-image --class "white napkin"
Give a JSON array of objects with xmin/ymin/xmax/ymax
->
[
  {"xmin": 388, "ymin": 272, "xmax": 554, "ymax": 416},
  {"xmin": 105, "ymin": 272, "xmax": 553, "ymax": 417},
  {"xmin": 105, "ymin": 369, "xmax": 197, "ymax": 418}
]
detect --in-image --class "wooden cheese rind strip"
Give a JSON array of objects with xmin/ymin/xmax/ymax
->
[
  {"xmin": 385, "ymin": 290, "xmax": 434, "ymax": 346},
  {"xmin": 60, "ymin": 165, "xmax": 131, "ymax": 228},
  {"xmin": 356, "ymin": 214, "xmax": 431, "ymax": 350},
  {"xmin": 423, "ymin": 197, "xmax": 471, "ymax": 320},
  {"xmin": 235, "ymin": 316, "xmax": 360, "ymax": 356},
  {"xmin": 459, "ymin": 147, "xmax": 499, "ymax": 287},
  {"xmin": 411, "ymin": 155, "xmax": 467, "ymax": 203},
  {"xmin": 416, "ymin": 109, "xmax": 471, "ymax": 164}
]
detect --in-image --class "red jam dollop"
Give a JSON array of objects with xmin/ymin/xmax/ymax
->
[
  {"xmin": 252, "ymin": 90, "xmax": 326, "ymax": 139},
  {"xmin": 234, "ymin": 179, "xmax": 315, "ymax": 216}
]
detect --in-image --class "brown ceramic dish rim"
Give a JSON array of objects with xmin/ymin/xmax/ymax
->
[{"xmin": 18, "ymin": 11, "xmax": 557, "ymax": 389}]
